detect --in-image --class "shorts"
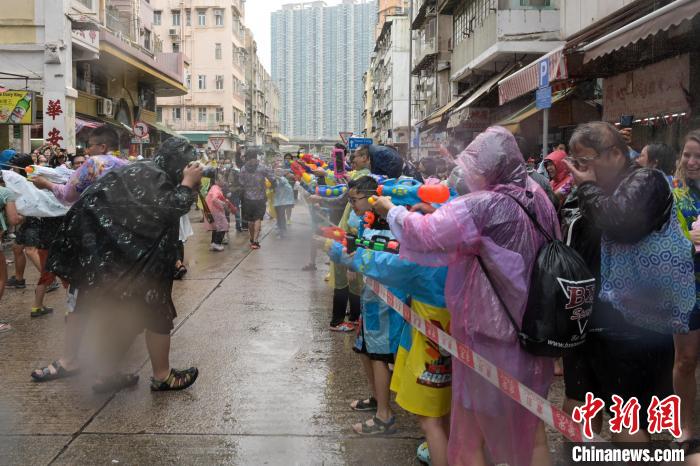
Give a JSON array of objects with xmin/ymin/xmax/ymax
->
[
  {"xmin": 15, "ymin": 216, "xmax": 63, "ymax": 249},
  {"xmin": 242, "ymin": 198, "xmax": 266, "ymax": 222},
  {"xmin": 352, "ymin": 317, "xmax": 395, "ymax": 363},
  {"xmin": 563, "ymin": 330, "xmax": 674, "ymax": 429}
]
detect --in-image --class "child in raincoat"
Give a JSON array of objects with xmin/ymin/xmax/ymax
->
[
  {"xmin": 374, "ymin": 126, "xmax": 560, "ymax": 466},
  {"xmin": 205, "ymin": 174, "xmax": 237, "ymax": 251},
  {"xmin": 328, "ymin": 233, "xmax": 450, "ymax": 465},
  {"xmin": 325, "ymin": 175, "xmax": 406, "ymax": 436},
  {"xmin": 272, "ymin": 169, "xmax": 295, "ymax": 238}
]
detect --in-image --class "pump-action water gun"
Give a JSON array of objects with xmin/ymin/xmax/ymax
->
[
  {"xmin": 362, "ymin": 210, "xmax": 391, "ymax": 231},
  {"xmin": 352, "ymin": 235, "xmax": 400, "ymax": 254},
  {"xmin": 369, "ymin": 178, "xmax": 454, "ymax": 207},
  {"xmin": 25, "ymin": 165, "xmax": 74, "ymax": 184},
  {"xmin": 315, "ymin": 184, "xmax": 347, "ymax": 198}
]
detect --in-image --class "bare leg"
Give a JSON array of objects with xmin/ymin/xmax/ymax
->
[
  {"xmin": 58, "ymin": 313, "xmax": 84, "ymax": 371},
  {"xmin": 530, "ymin": 421, "xmax": 552, "ymax": 466},
  {"xmin": 33, "ymin": 284, "xmax": 47, "ymax": 308},
  {"xmin": 24, "ymin": 246, "xmax": 41, "ymax": 273},
  {"xmin": 254, "ymin": 220, "xmax": 262, "ymax": 242},
  {"xmin": 0, "ymin": 249, "xmax": 6, "ymax": 300},
  {"xmin": 673, "ymin": 330, "xmax": 700, "ymax": 441},
  {"xmin": 145, "ymin": 330, "xmax": 171, "ymax": 381},
  {"xmin": 419, "ymin": 415, "xmax": 450, "ymax": 466},
  {"xmin": 12, "ymin": 244, "xmax": 26, "ymax": 280},
  {"xmin": 371, "ymin": 360, "xmax": 393, "ymax": 422},
  {"xmin": 359, "ymin": 353, "xmax": 375, "ymax": 398}
]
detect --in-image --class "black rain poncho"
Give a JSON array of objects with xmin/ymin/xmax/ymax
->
[{"xmin": 47, "ymin": 138, "xmax": 197, "ymax": 333}]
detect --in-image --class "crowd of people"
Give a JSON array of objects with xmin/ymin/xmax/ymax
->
[
  {"xmin": 2, "ymin": 120, "xmax": 700, "ymax": 464},
  {"xmin": 298, "ymin": 123, "xmax": 700, "ymax": 465}
]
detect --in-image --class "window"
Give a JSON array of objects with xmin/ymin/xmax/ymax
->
[
  {"xmin": 185, "ymin": 9, "xmax": 191, "ymax": 26},
  {"xmin": 215, "ymin": 43, "xmax": 222, "ymax": 60},
  {"xmin": 520, "ymin": 0, "xmax": 551, "ymax": 6},
  {"xmin": 198, "ymin": 75, "xmax": 206, "ymax": 90},
  {"xmin": 185, "ymin": 73, "xmax": 191, "ymax": 89},
  {"xmin": 172, "ymin": 10, "xmax": 180, "ymax": 26},
  {"xmin": 186, "ymin": 107, "xmax": 192, "ymax": 121},
  {"xmin": 197, "ymin": 9, "xmax": 206, "ymax": 26},
  {"xmin": 143, "ymin": 29, "xmax": 151, "ymax": 50},
  {"xmin": 216, "ymin": 107, "xmax": 224, "ymax": 122},
  {"xmin": 215, "ymin": 75, "xmax": 224, "ymax": 90},
  {"xmin": 198, "ymin": 107, "xmax": 207, "ymax": 122},
  {"xmin": 156, "ymin": 106, "xmax": 163, "ymax": 122},
  {"xmin": 214, "ymin": 9, "xmax": 224, "ymax": 26},
  {"xmin": 172, "ymin": 107, "xmax": 181, "ymax": 120},
  {"xmin": 172, "ymin": 41, "xmax": 180, "ymax": 53},
  {"xmin": 153, "ymin": 10, "xmax": 162, "ymax": 25},
  {"xmin": 76, "ymin": 0, "xmax": 93, "ymax": 8}
]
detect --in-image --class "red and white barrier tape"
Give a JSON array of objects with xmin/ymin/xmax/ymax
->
[{"xmin": 366, "ymin": 277, "xmax": 600, "ymax": 443}]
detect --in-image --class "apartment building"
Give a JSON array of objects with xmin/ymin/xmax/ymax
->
[
  {"xmin": 367, "ymin": 13, "xmax": 410, "ymax": 147},
  {"xmin": 244, "ymin": 28, "xmax": 285, "ymax": 153},
  {"xmin": 150, "ymin": 0, "xmax": 247, "ymax": 153},
  {"xmin": 0, "ymin": 0, "xmax": 186, "ymax": 154},
  {"xmin": 376, "ymin": 0, "xmax": 408, "ymax": 38},
  {"xmin": 271, "ymin": 1, "xmax": 376, "ymax": 140}
]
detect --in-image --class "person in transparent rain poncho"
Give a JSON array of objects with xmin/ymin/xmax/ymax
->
[{"xmin": 373, "ymin": 126, "xmax": 560, "ymax": 466}]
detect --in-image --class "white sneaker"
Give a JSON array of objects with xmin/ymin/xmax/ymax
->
[{"xmin": 209, "ymin": 243, "xmax": 224, "ymax": 251}]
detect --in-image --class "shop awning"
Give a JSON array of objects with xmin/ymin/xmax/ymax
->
[
  {"xmin": 498, "ymin": 46, "xmax": 568, "ymax": 105},
  {"xmin": 419, "ymin": 96, "xmax": 467, "ymax": 129},
  {"xmin": 149, "ymin": 122, "xmax": 180, "ymax": 138},
  {"xmin": 177, "ymin": 131, "xmax": 229, "ymax": 144},
  {"xmin": 497, "ymin": 88, "xmax": 575, "ymax": 134},
  {"xmin": 76, "ymin": 114, "xmax": 133, "ymax": 134},
  {"xmin": 451, "ymin": 64, "xmax": 517, "ymax": 116},
  {"xmin": 580, "ymin": 0, "xmax": 700, "ymax": 63}
]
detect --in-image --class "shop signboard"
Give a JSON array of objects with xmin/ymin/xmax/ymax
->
[
  {"xmin": 603, "ymin": 54, "xmax": 690, "ymax": 122},
  {"xmin": 0, "ymin": 90, "xmax": 34, "ymax": 124}
]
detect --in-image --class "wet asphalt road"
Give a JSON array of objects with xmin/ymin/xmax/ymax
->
[{"xmin": 0, "ymin": 208, "xmax": 423, "ymax": 465}]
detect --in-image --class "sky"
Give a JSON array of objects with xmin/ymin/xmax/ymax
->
[{"xmin": 246, "ymin": 0, "xmax": 343, "ymax": 72}]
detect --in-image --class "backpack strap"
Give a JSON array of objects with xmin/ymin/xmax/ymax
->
[
  {"xmin": 499, "ymin": 191, "xmax": 555, "ymax": 242},
  {"xmin": 476, "ymin": 255, "xmax": 522, "ymax": 334}
]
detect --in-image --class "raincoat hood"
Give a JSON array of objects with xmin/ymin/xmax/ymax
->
[
  {"xmin": 457, "ymin": 126, "xmax": 528, "ymax": 192},
  {"xmin": 544, "ymin": 150, "xmax": 570, "ymax": 189},
  {"xmin": 153, "ymin": 137, "xmax": 197, "ymax": 184}
]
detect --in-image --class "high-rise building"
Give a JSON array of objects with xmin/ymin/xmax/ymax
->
[
  {"xmin": 271, "ymin": 1, "xmax": 376, "ymax": 141},
  {"xmin": 150, "ymin": 0, "xmax": 248, "ymax": 153}
]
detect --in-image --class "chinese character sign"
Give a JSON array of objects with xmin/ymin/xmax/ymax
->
[
  {"xmin": 573, "ymin": 392, "xmax": 682, "ymax": 439},
  {"xmin": 0, "ymin": 90, "xmax": 34, "ymax": 124}
]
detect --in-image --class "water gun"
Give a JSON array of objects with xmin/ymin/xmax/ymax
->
[
  {"xmin": 315, "ymin": 184, "xmax": 347, "ymax": 198},
  {"xmin": 363, "ymin": 210, "xmax": 390, "ymax": 231},
  {"xmin": 352, "ymin": 235, "xmax": 400, "ymax": 254},
  {"xmin": 370, "ymin": 178, "xmax": 454, "ymax": 207},
  {"xmin": 318, "ymin": 226, "xmax": 358, "ymax": 252},
  {"xmin": 25, "ymin": 165, "xmax": 74, "ymax": 184}
]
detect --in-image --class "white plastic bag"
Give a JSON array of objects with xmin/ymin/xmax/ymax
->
[
  {"xmin": 1, "ymin": 169, "xmax": 69, "ymax": 217},
  {"xmin": 179, "ymin": 214, "xmax": 193, "ymax": 242}
]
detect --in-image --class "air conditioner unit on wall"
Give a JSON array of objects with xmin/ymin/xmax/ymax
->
[
  {"xmin": 168, "ymin": 29, "xmax": 178, "ymax": 36},
  {"xmin": 97, "ymin": 98, "xmax": 113, "ymax": 116}
]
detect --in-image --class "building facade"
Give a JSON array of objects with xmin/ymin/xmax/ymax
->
[
  {"xmin": 271, "ymin": 0, "xmax": 376, "ymax": 141},
  {"xmin": 0, "ymin": 0, "xmax": 186, "ymax": 154},
  {"xmin": 367, "ymin": 14, "xmax": 410, "ymax": 148},
  {"xmin": 150, "ymin": 0, "xmax": 247, "ymax": 154}
]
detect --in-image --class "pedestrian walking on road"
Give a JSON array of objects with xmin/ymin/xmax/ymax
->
[
  {"xmin": 205, "ymin": 172, "xmax": 237, "ymax": 251},
  {"xmin": 238, "ymin": 149, "xmax": 273, "ymax": 249}
]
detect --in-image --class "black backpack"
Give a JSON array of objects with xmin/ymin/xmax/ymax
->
[{"xmin": 478, "ymin": 191, "xmax": 595, "ymax": 357}]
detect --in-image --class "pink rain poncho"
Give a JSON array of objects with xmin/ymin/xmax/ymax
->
[
  {"xmin": 387, "ymin": 126, "xmax": 560, "ymax": 466},
  {"xmin": 205, "ymin": 184, "xmax": 236, "ymax": 232}
]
